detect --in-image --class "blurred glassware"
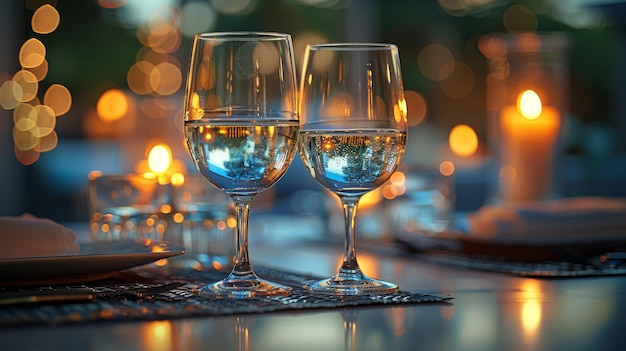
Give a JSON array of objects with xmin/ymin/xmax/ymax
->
[
  {"xmin": 167, "ymin": 173, "xmax": 235, "ymax": 270},
  {"xmin": 88, "ymin": 172, "xmax": 168, "ymax": 243},
  {"xmin": 387, "ymin": 168, "xmax": 454, "ymax": 238}
]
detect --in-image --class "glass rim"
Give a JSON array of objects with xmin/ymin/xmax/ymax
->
[
  {"xmin": 193, "ymin": 31, "xmax": 292, "ymax": 41},
  {"xmin": 306, "ymin": 43, "xmax": 398, "ymax": 51}
]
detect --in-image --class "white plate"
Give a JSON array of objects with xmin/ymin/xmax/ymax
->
[{"xmin": 0, "ymin": 240, "xmax": 185, "ymax": 286}]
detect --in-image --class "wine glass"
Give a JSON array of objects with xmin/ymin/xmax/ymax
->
[
  {"xmin": 183, "ymin": 32, "xmax": 299, "ymax": 297},
  {"xmin": 298, "ymin": 43, "xmax": 408, "ymax": 295}
]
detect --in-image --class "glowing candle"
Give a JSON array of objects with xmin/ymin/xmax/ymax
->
[{"xmin": 500, "ymin": 90, "xmax": 560, "ymax": 203}]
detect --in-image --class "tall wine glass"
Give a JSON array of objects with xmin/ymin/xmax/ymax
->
[
  {"xmin": 183, "ymin": 32, "xmax": 299, "ymax": 297},
  {"xmin": 298, "ymin": 43, "xmax": 408, "ymax": 295}
]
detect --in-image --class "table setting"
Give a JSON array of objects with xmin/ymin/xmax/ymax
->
[
  {"xmin": 1, "ymin": 32, "xmax": 455, "ymax": 328},
  {"xmin": 3, "ymin": 30, "xmax": 626, "ymax": 330}
]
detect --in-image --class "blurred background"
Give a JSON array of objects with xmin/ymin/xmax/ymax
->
[{"xmin": 1, "ymin": 0, "xmax": 626, "ymax": 223}]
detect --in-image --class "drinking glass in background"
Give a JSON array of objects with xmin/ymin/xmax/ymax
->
[
  {"xmin": 88, "ymin": 171, "xmax": 168, "ymax": 243},
  {"xmin": 386, "ymin": 168, "xmax": 454, "ymax": 239},
  {"xmin": 298, "ymin": 43, "xmax": 408, "ymax": 295},
  {"xmin": 167, "ymin": 173, "xmax": 235, "ymax": 270}
]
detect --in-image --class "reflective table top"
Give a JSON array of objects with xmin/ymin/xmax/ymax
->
[{"xmin": 1, "ymin": 240, "xmax": 624, "ymax": 351}]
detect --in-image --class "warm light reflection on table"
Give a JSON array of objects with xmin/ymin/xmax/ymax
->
[{"xmin": 1, "ymin": 240, "xmax": 624, "ymax": 351}]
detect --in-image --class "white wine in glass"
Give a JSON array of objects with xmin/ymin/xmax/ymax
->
[
  {"xmin": 298, "ymin": 43, "xmax": 408, "ymax": 295},
  {"xmin": 184, "ymin": 32, "xmax": 299, "ymax": 297}
]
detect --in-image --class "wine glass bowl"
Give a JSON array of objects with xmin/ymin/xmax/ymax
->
[
  {"xmin": 183, "ymin": 32, "xmax": 299, "ymax": 297},
  {"xmin": 298, "ymin": 43, "xmax": 408, "ymax": 295}
]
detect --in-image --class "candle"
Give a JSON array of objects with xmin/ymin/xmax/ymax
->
[{"xmin": 500, "ymin": 90, "xmax": 560, "ymax": 203}]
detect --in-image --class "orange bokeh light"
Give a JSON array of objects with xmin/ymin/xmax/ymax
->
[
  {"xmin": 97, "ymin": 89, "xmax": 129, "ymax": 122},
  {"xmin": 449, "ymin": 124, "xmax": 478, "ymax": 157}
]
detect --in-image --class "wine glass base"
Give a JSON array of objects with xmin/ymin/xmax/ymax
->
[
  {"xmin": 305, "ymin": 274, "xmax": 398, "ymax": 296},
  {"xmin": 197, "ymin": 274, "xmax": 292, "ymax": 298}
]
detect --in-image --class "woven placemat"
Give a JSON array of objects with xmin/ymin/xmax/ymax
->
[{"xmin": 0, "ymin": 266, "xmax": 452, "ymax": 327}]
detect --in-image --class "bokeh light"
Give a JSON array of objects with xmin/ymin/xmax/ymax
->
[
  {"xmin": 14, "ymin": 145, "xmax": 40, "ymax": 166},
  {"xmin": 438, "ymin": 61, "xmax": 475, "ymax": 99},
  {"xmin": 210, "ymin": 0, "xmax": 257, "ymax": 16},
  {"xmin": 43, "ymin": 84, "xmax": 72, "ymax": 116},
  {"xmin": 12, "ymin": 70, "xmax": 39, "ymax": 102},
  {"xmin": 449, "ymin": 124, "xmax": 478, "ymax": 157},
  {"xmin": 293, "ymin": 31, "xmax": 329, "ymax": 69},
  {"xmin": 97, "ymin": 0, "xmax": 127, "ymax": 9},
  {"xmin": 2, "ymin": 2, "xmax": 70, "ymax": 165},
  {"xmin": 180, "ymin": 1, "xmax": 217, "ymax": 37},
  {"xmin": 19, "ymin": 38, "xmax": 46, "ymax": 69},
  {"xmin": 503, "ymin": 5, "xmax": 538, "ymax": 33},
  {"xmin": 418, "ymin": 44, "xmax": 455, "ymax": 81},
  {"xmin": 31, "ymin": 4, "xmax": 60, "ymax": 34},
  {"xmin": 0, "ymin": 81, "xmax": 23, "ymax": 110},
  {"xmin": 439, "ymin": 160, "xmax": 455, "ymax": 176},
  {"xmin": 405, "ymin": 90, "xmax": 428, "ymax": 127},
  {"xmin": 148, "ymin": 144, "xmax": 172, "ymax": 174},
  {"xmin": 97, "ymin": 89, "xmax": 129, "ymax": 122},
  {"xmin": 25, "ymin": 58, "xmax": 49, "ymax": 82}
]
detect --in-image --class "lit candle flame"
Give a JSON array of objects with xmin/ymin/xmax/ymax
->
[
  {"xmin": 518, "ymin": 90, "xmax": 542, "ymax": 120},
  {"xmin": 148, "ymin": 144, "xmax": 172, "ymax": 174}
]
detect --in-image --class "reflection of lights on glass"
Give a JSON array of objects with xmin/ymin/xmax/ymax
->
[
  {"xmin": 449, "ymin": 124, "xmax": 478, "ymax": 157},
  {"xmin": 253, "ymin": 42, "xmax": 280, "ymax": 74},
  {"xmin": 322, "ymin": 138, "xmax": 334, "ymax": 151}
]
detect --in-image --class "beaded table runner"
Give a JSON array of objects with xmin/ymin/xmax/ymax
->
[{"xmin": 0, "ymin": 266, "xmax": 452, "ymax": 327}]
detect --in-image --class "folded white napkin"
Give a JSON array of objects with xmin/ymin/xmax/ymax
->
[
  {"xmin": 0, "ymin": 215, "xmax": 80, "ymax": 259},
  {"xmin": 466, "ymin": 197, "xmax": 626, "ymax": 242}
]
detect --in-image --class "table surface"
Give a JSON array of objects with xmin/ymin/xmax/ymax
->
[{"xmin": 1, "ymin": 239, "xmax": 624, "ymax": 351}]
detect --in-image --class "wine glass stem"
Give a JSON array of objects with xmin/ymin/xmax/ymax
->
[
  {"xmin": 340, "ymin": 197, "xmax": 362, "ymax": 275},
  {"xmin": 232, "ymin": 197, "xmax": 254, "ymax": 276}
]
